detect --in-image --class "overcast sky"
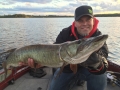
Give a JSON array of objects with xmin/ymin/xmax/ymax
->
[{"xmin": 0, "ymin": 0, "xmax": 120, "ymax": 15}]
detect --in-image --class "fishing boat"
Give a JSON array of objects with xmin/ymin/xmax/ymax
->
[{"xmin": 0, "ymin": 60, "xmax": 120, "ymax": 90}]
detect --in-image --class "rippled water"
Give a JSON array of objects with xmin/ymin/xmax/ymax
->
[{"xmin": 0, "ymin": 17, "xmax": 120, "ymax": 65}]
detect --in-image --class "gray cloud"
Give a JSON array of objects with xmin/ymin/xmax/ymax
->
[
  {"xmin": 91, "ymin": 1, "xmax": 120, "ymax": 12},
  {"xmin": 0, "ymin": 0, "xmax": 120, "ymax": 15},
  {"xmin": 0, "ymin": 1, "xmax": 15, "ymax": 5},
  {"xmin": 0, "ymin": 5, "xmax": 70, "ymax": 13},
  {"xmin": 11, "ymin": 0, "xmax": 52, "ymax": 4},
  {"xmin": 0, "ymin": 0, "xmax": 52, "ymax": 5}
]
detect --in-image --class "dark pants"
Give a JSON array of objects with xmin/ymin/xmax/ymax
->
[{"xmin": 49, "ymin": 67, "xmax": 107, "ymax": 90}]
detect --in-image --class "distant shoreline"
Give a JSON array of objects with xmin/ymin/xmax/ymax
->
[{"xmin": 0, "ymin": 14, "xmax": 120, "ymax": 18}]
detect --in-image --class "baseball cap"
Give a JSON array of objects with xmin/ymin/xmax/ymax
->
[{"xmin": 75, "ymin": 5, "xmax": 93, "ymax": 21}]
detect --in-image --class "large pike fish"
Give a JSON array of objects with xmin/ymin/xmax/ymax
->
[{"xmin": 2, "ymin": 34, "xmax": 108, "ymax": 78}]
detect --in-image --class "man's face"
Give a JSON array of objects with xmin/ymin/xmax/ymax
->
[{"xmin": 75, "ymin": 15, "xmax": 94, "ymax": 36}]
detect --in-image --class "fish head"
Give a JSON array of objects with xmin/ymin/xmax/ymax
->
[
  {"xmin": 77, "ymin": 34, "xmax": 108, "ymax": 54},
  {"xmin": 63, "ymin": 34, "xmax": 108, "ymax": 64}
]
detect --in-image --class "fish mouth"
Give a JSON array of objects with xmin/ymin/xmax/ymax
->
[{"xmin": 94, "ymin": 35, "xmax": 108, "ymax": 42}]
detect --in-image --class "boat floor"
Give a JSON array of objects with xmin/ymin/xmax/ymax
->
[{"xmin": 4, "ymin": 67, "xmax": 120, "ymax": 90}]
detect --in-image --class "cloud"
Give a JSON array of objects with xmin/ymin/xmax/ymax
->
[
  {"xmin": 91, "ymin": 1, "xmax": 120, "ymax": 13},
  {"xmin": 0, "ymin": 5, "xmax": 66, "ymax": 13},
  {"xmin": 0, "ymin": 0, "xmax": 15, "ymax": 5},
  {"xmin": 0, "ymin": 0, "xmax": 120, "ymax": 15},
  {"xmin": 0, "ymin": 0, "xmax": 52, "ymax": 6},
  {"xmin": 11, "ymin": 0, "xmax": 52, "ymax": 4}
]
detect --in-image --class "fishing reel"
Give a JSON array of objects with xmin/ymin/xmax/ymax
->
[
  {"xmin": 107, "ymin": 71, "xmax": 120, "ymax": 87},
  {"xmin": 29, "ymin": 67, "xmax": 47, "ymax": 78}
]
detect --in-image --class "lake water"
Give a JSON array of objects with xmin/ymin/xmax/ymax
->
[{"xmin": 0, "ymin": 17, "xmax": 120, "ymax": 65}]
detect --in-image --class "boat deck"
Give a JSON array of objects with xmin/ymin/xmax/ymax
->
[{"xmin": 4, "ymin": 67, "xmax": 120, "ymax": 90}]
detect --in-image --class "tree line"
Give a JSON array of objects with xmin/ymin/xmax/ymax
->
[
  {"xmin": 0, "ymin": 14, "xmax": 73, "ymax": 18},
  {"xmin": 0, "ymin": 13, "xmax": 120, "ymax": 18}
]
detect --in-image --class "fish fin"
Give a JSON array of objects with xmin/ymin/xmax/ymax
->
[
  {"xmin": 0, "ymin": 48, "xmax": 16, "ymax": 65},
  {"xmin": 6, "ymin": 48, "xmax": 16, "ymax": 53},
  {"xmin": 70, "ymin": 64, "xmax": 77, "ymax": 74},
  {"xmin": 34, "ymin": 63, "xmax": 37, "ymax": 76},
  {"xmin": 2, "ymin": 61, "xmax": 7, "ymax": 79},
  {"xmin": 0, "ymin": 48, "xmax": 16, "ymax": 56},
  {"xmin": 12, "ymin": 66, "xmax": 17, "ymax": 74},
  {"xmin": 55, "ymin": 62, "xmax": 67, "ymax": 79}
]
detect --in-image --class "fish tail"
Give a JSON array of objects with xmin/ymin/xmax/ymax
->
[
  {"xmin": 0, "ymin": 48, "xmax": 16, "ymax": 56},
  {"xmin": 34, "ymin": 63, "xmax": 37, "ymax": 77},
  {"xmin": 70, "ymin": 64, "xmax": 77, "ymax": 74},
  {"xmin": 2, "ymin": 61, "xmax": 7, "ymax": 79}
]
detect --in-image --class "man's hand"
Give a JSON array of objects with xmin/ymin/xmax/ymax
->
[
  {"xmin": 19, "ymin": 58, "xmax": 42, "ymax": 68},
  {"xmin": 80, "ymin": 52, "xmax": 107, "ymax": 70}
]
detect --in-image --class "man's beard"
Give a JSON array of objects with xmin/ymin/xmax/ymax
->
[
  {"xmin": 80, "ymin": 33, "xmax": 89, "ymax": 37},
  {"xmin": 77, "ymin": 28, "xmax": 90, "ymax": 37}
]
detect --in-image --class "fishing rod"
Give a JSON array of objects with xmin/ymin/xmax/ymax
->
[{"xmin": 107, "ymin": 71, "xmax": 120, "ymax": 87}]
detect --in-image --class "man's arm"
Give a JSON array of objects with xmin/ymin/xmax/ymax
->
[{"xmin": 55, "ymin": 29, "xmax": 69, "ymax": 44}]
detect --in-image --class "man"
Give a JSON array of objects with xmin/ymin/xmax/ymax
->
[{"xmin": 49, "ymin": 5, "xmax": 108, "ymax": 90}]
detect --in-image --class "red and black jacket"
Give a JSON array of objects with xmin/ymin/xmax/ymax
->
[{"xmin": 55, "ymin": 18, "xmax": 109, "ymax": 75}]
